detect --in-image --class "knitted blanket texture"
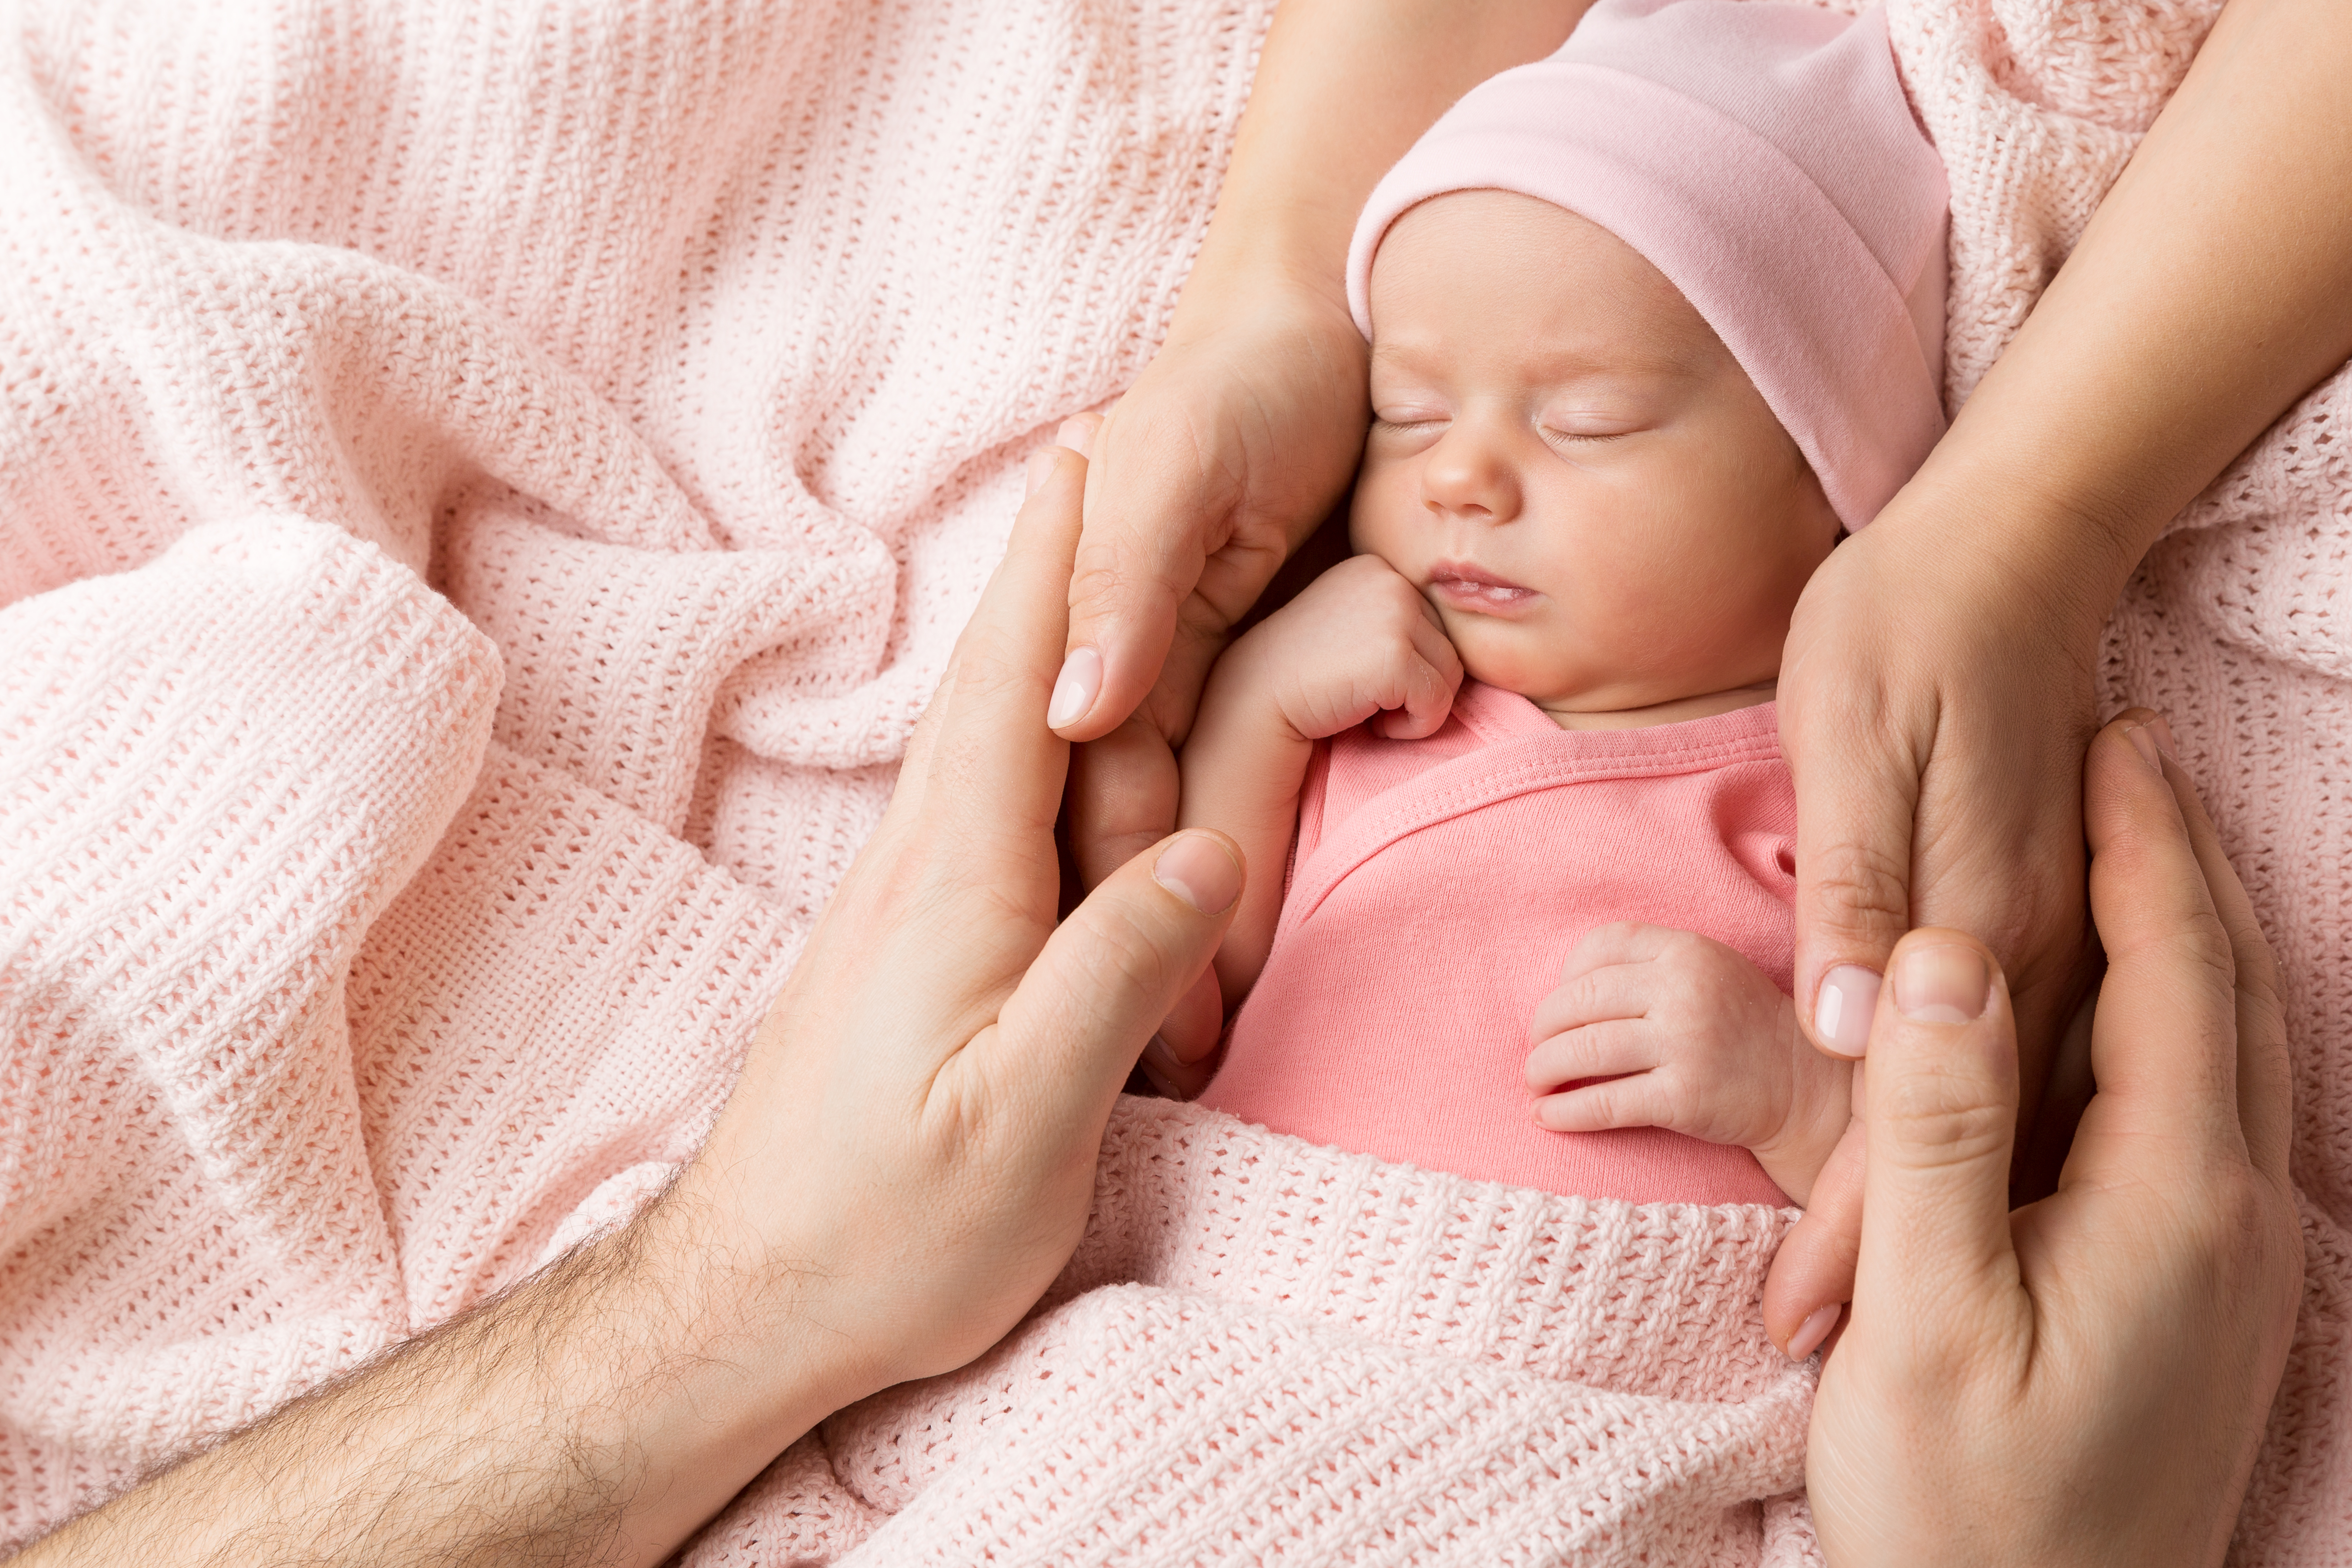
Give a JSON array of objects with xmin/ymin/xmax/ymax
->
[{"xmin": 0, "ymin": 0, "xmax": 2346, "ymax": 1560}]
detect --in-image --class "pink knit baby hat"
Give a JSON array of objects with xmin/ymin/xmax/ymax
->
[{"xmin": 1345, "ymin": 0, "xmax": 1949, "ymax": 530}]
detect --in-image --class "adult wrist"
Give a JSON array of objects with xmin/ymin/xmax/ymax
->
[
  {"xmin": 1165, "ymin": 207, "xmax": 1365, "ymax": 353},
  {"xmin": 630, "ymin": 1163, "xmax": 885, "ymax": 1447},
  {"xmin": 1861, "ymin": 453, "xmax": 2153, "ymax": 650}
]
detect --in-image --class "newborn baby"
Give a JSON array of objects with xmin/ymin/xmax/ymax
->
[{"xmin": 1182, "ymin": 0, "xmax": 1949, "ymax": 1208}]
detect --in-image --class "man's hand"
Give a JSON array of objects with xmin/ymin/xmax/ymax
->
[
  {"xmin": 703, "ymin": 441, "xmax": 1247, "ymax": 1396},
  {"xmin": 23, "ymin": 442, "xmax": 1244, "ymax": 1568}
]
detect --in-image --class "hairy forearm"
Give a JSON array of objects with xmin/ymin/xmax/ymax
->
[
  {"xmin": 20, "ymin": 1178, "xmax": 854, "ymax": 1568},
  {"xmin": 1907, "ymin": 0, "xmax": 2352, "ymax": 618},
  {"xmin": 1183, "ymin": 0, "xmax": 1590, "ymax": 313}
]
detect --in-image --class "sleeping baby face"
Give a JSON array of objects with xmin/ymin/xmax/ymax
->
[{"xmin": 1350, "ymin": 190, "xmax": 1842, "ymax": 725}]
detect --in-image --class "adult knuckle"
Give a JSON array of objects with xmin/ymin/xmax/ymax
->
[
  {"xmin": 1079, "ymin": 903, "xmax": 1179, "ymax": 1019},
  {"xmin": 1877, "ymin": 1064, "xmax": 2010, "ymax": 1169},
  {"xmin": 2190, "ymin": 1165, "xmax": 2294, "ymax": 1262},
  {"xmin": 2126, "ymin": 923, "xmax": 2238, "ymax": 1009},
  {"xmin": 1804, "ymin": 839, "xmax": 1911, "ymax": 936},
  {"xmin": 1068, "ymin": 540, "xmax": 1189, "ymax": 624},
  {"xmin": 949, "ymin": 631, "xmax": 1029, "ymax": 709}
]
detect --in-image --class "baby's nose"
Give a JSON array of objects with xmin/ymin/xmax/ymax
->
[{"xmin": 1420, "ymin": 426, "xmax": 1521, "ymax": 523}]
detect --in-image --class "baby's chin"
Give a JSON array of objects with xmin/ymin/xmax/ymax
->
[
  {"xmin": 1455, "ymin": 638, "xmax": 1751, "ymax": 721},
  {"xmin": 1443, "ymin": 617, "xmax": 1584, "ymax": 700}
]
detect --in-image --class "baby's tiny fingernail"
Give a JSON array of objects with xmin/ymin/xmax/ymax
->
[
  {"xmin": 2150, "ymin": 713, "xmax": 2178, "ymax": 761},
  {"xmin": 1813, "ymin": 966, "xmax": 1880, "ymax": 1057},
  {"xmin": 2125, "ymin": 722, "xmax": 2163, "ymax": 774},
  {"xmin": 1786, "ymin": 1303, "xmax": 1840, "ymax": 1360},
  {"xmin": 1055, "ymin": 416, "xmax": 1095, "ymax": 458}
]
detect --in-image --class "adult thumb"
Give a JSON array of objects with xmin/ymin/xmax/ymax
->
[
  {"xmin": 1856, "ymin": 929, "xmax": 2021, "ymax": 1317},
  {"xmin": 989, "ymin": 830, "xmax": 1243, "ymax": 1124}
]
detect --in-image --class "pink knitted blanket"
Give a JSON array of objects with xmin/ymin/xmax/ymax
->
[{"xmin": 0, "ymin": 0, "xmax": 2344, "ymax": 1560}]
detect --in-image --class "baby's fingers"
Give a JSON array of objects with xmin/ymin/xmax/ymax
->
[
  {"xmin": 1556, "ymin": 921, "xmax": 1677, "ymax": 981},
  {"xmin": 1526, "ymin": 1019, "xmax": 1657, "ymax": 1091},
  {"xmin": 1529, "ymin": 960, "xmax": 1654, "ymax": 1040},
  {"xmin": 1532, "ymin": 1069, "xmax": 1671, "ymax": 1134},
  {"xmin": 1376, "ymin": 627, "xmax": 1465, "ymax": 740}
]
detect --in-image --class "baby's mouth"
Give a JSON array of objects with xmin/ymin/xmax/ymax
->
[{"xmin": 1427, "ymin": 561, "xmax": 1539, "ymax": 614}]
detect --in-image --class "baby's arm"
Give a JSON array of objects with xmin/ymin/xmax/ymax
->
[
  {"xmin": 1525, "ymin": 923, "xmax": 1854, "ymax": 1203},
  {"xmin": 1180, "ymin": 555, "xmax": 1462, "ymax": 1005}
]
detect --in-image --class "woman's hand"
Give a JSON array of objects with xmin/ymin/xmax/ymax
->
[
  {"xmin": 1765, "ymin": 0, "xmax": 2352, "ymax": 1341},
  {"xmin": 1778, "ymin": 491, "xmax": 2101, "ymax": 1071},
  {"xmin": 1048, "ymin": 293, "xmax": 1370, "ymax": 1081},
  {"xmin": 1051, "ymin": 286, "xmax": 1370, "ymax": 886},
  {"xmin": 1805, "ymin": 711, "xmax": 2303, "ymax": 1564},
  {"xmin": 1760, "ymin": 494, "xmax": 2105, "ymax": 1346}
]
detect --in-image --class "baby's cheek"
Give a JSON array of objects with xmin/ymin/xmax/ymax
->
[{"xmin": 1344, "ymin": 469, "xmax": 1415, "ymax": 562}]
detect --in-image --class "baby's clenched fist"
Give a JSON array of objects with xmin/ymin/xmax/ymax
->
[{"xmin": 1230, "ymin": 553, "xmax": 1464, "ymax": 744}]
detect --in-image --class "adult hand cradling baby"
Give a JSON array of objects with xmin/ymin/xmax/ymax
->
[
  {"xmin": 25, "ymin": 445, "xmax": 1254, "ymax": 1565},
  {"xmin": 1805, "ymin": 714, "xmax": 2300, "ymax": 1562}
]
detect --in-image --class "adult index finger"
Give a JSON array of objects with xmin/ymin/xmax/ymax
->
[
  {"xmin": 2159, "ymin": 724, "xmax": 2292, "ymax": 1186},
  {"xmin": 2072, "ymin": 712, "xmax": 2243, "ymax": 1169},
  {"xmin": 894, "ymin": 439, "xmax": 1086, "ymax": 815},
  {"xmin": 901, "ymin": 445, "xmax": 1094, "ymax": 862}
]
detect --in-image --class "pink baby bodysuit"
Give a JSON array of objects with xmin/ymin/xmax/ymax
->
[{"xmin": 1200, "ymin": 680, "xmax": 1796, "ymax": 1206}]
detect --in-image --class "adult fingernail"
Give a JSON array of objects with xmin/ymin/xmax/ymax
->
[
  {"xmin": 1047, "ymin": 645, "xmax": 1101, "ymax": 730},
  {"xmin": 1055, "ymin": 416, "xmax": 1095, "ymax": 458},
  {"xmin": 1813, "ymin": 965, "xmax": 1880, "ymax": 1057},
  {"xmin": 1787, "ymin": 1303, "xmax": 1840, "ymax": 1360},
  {"xmin": 1893, "ymin": 943, "xmax": 1993, "ymax": 1023},
  {"xmin": 2125, "ymin": 722, "xmax": 2163, "ymax": 774},
  {"xmin": 1154, "ymin": 832, "xmax": 1241, "ymax": 915},
  {"xmin": 1024, "ymin": 448, "xmax": 1057, "ymax": 498}
]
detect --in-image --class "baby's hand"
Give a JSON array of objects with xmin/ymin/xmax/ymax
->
[
  {"xmin": 1525, "ymin": 923, "xmax": 1852, "ymax": 1203},
  {"xmin": 1236, "ymin": 554, "xmax": 1463, "ymax": 743}
]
